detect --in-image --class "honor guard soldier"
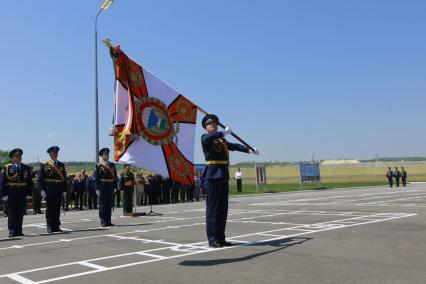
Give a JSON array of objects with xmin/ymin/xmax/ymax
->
[
  {"xmin": 0, "ymin": 149, "xmax": 33, "ymax": 237},
  {"xmin": 120, "ymin": 164, "xmax": 135, "ymax": 214},
  {"xmin": 95, "ymin": 148, "xmax": 118, "ymax": 227},
  {"xmin": 38, "ymin": 146, "xmax": 67, "ymax": 233},
  {"xmin": 401, "ymin": 167, "xmax": 408, "ymax": 187},
  {"xmin": 394, "ymin": 167, "xmax": 401, "ymax": 187},
  {"xmin": 201, "ymin": 114, "xmax": 259, "ymax": 248},
  {"xmin": 386, "ymin": 167, "xmax": 393, "ymax": 187}
]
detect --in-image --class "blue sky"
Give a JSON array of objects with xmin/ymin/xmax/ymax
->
[{"xmin": 0, "ymin": 0, "xmax": 425, "ymax": 163}]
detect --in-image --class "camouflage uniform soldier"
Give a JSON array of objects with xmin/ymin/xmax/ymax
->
[{"xmin": 120, "ymin": 164, "xmax": 135, "ymax": 214}]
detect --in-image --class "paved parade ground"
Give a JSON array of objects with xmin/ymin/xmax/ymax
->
[{"xmin": 1, "ymin": 184, "xmax": 426, "ymax": 284}]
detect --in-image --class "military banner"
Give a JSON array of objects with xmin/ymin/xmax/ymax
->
[{"xmin": 110, "ymin": 46, "xmax": 197, "ymax": 186}]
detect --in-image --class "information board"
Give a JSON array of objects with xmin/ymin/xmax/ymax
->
[{"xmin": 299, "ymin": 163, "xmax": 321, "ymax": 183}]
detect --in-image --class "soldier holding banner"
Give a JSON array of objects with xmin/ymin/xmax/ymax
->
[{"xmin": 201, "ymin": 114, "xmax": 258, "ymax": 248}]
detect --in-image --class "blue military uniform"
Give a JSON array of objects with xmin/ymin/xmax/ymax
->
[
  {"xmin": 201, "ymin": 114, "xmax": 250, "ymax": 247},
  {"xmin": 0, "ymin": 149, "xmax": 33, "ymax": 237},
  {"xmin": 38, "ymin": 147, "xmax": 67, "ymax": 233},
  {"xmin": 94, "ymin": 148, "xmax": 118, "ymax": 227}
]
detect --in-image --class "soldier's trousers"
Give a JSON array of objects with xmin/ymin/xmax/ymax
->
[
  {"xmin": 7, "ymin": 193, "xmax": 26, "ymax": 235},
  {"xmin": 88, "ymin": 189, "xmax": 98, "ymax": 209},
  {"xmin": 205, "ymin": 179, "xmax": 229, "ymax": 244},
  {"xmin": 75, "ymin": 190, "xmax": 84, "ymax": 209},
  {"xmin": 171, "ymin": 188, "xmax": 178, "ymax": 203},
  {"xmin": 1, "ymin": 200, "xmax": 7, "ymax": 216},
  {"xmin": 144, "ymin": 186, "xmax": 151, "ymax": 206},
  {"xmin": 164, "ymin": 188, "xmax": 170, "ymax": 203},
  {"xmin": 45, "ymin": 192, "xmax": 62, "ymax": 230},
  {"xmin": 114, "ymin": 190, "xmax": 121, "ymax": 207},
  {"xmin": 122, "ymin": 187, "xmax": 134, "ymax": 214},
  {"xmin": 395, "ymin": 178, "xmax": 400, "ymax": 187},
  {"xmin": 388, "ymin": 178, "xmax": 393, "ymax": 187},
  {"xmin": 99, "ymin": 184, "xmax": 114, "ymax": 225},
  {"xmin": 237, "ymin": 179, "xmax": 242, "ymax": 192},
  {"xmin": 180, "ymin": 187, "xmax": 186, "ymax": 202},
  {"xmin": 32, "ymin": 190, "xmax": 42, "ymax": 213},
  {"xmin": 402, "ymin": 178, "xmax": 407, "ymax": 187}
]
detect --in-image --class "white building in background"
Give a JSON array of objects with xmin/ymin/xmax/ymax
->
[{"xmin": 320, "ymin": 159, "xmax": 361, "ymax": 165}]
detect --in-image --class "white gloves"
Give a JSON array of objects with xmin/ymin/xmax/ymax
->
[
  {"xmin": 62, "ymin": 192, "xmax": 67, "ymax": 198},
  {"xmin": 41, "ymin": 191, "xmax": 47, "ymax": 199},
  {"xmin": 2, "ymin": 196, "xmax": 8, "ymax": 202},
  {"xmin": 223, "ymin": 127, "xmax": 232, "ymax": 136},
  {"xmin": 250, "ymin": 147, "xmax": 260, "ymax": 155},
  {"xmin": 114, "ymin": 189, "xmax": 118, "ymax": 194},
  {"xmin": 96, "ymin": 190, "xmax": 101, "ymax": 197},
  {"xmin": 26, "ymin": 196, "xmax": 32, "ymax": 200}
]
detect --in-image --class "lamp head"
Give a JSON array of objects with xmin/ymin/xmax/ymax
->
[{"xmin": 101, "ymin": 0, "xmax": 113, "ymax": 10}]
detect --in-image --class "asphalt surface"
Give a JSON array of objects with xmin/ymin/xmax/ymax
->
[{"xmin": 0, "ymin": 183, "xmax": 425, "ymax": 284}]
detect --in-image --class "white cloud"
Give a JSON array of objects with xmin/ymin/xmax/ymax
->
[{"xmin": 47, "ymin": 133, "xmax": 55, "ymax": 140}]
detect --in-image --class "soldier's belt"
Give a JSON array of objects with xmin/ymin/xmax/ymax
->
[
  {"xmin": 45, "ymin": 179, "xmax": 64, "ymax": 183},
  {"xmin": 206, "ymin": 160, "xmax": 229, "ymax": 165},
  {"xmin": 5, "ymin": 183, "xmax": 27, "ymax": 187},
  {"xmin": 100, "ymin": 178, "xmax": 114, "ymax": 182}
]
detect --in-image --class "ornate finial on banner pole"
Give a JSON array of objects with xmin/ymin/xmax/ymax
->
[{"xmin": 103, "ymin": 38, "xmax": 114, "ymax": 48}]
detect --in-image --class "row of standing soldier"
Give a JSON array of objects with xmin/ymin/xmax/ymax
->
[
  {"xmin": 386, "ymin": 166, "xmax": 408, "ymax": 187},
  {"xmin": 1, "ymin": 162, "xmax": 205, "ymax": 216},
  {"xmin": 0, "ymin": 146, "xmax": 207, "ymax": 237}
]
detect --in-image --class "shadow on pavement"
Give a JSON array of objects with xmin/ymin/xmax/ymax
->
[
  {"xmin": 25, "ymin": 227, "xmax": 109, "ymax": 237},
  {"xmin": 179, "ymin": 237, "xmax": 312, "ymax": 267},
  {"xmin": 113, "ymin": 223, "xmax": 154, "ymax": 227},
  {"xmin": 0, "ymin": 237, "xmax": 22, "ymax": 242}
]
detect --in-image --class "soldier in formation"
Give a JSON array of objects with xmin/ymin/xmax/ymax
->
[
  {"xmin": 94, "ymin": 148, "xmax": 118, "ymax": 227},
  {"xmin": 0, "ymin": 149, "xmax": 33, "ymax": 237},
  {"xmin": 38, "ymin": 146, "xmax": 67, "ymax": 233}
]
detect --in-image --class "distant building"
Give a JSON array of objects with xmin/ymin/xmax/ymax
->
[{"xmin": 320, "ymin": 159, "xmax": 361, "ymax": 165}]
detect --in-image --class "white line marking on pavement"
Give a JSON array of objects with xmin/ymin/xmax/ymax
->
[
  {"xmin": 79, "ymin": 262, "xmax": 108, "ymax": 271},
  {"xmin": 0, "ymin": 211, "xmax": 416, "ymax": 284},
  {"xmin": 6, "ymin": 273, "xmax": 37, "ymax": 284}
]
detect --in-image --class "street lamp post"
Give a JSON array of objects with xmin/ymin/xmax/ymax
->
[{"xmin": 94, "ymin": 0, "xmax": 114, "ymax": 163}]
